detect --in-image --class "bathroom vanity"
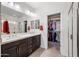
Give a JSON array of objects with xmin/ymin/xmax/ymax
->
[
  {"xmin": 1, "ymin": 3, "xmax": 41, "ymax": 57},
  {"xmin": 1, "ymin": 33, "xmax": 41, "ymax": 57}
]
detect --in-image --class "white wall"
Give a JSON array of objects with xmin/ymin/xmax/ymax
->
[{"xmin": 36, "ymin": 2, "xmax": 73, "ymax": 56}]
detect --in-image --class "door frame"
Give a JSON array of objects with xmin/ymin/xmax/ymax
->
[
  {"xmin": 77, "ymin": 2, "xmax": 79, "ymax": 57},
  {"xmin": 68, "ymin": 2, "xmax": 73, "ymax": 57},
  {"xmin": 47, "ymin": 13, "xmax": 61, "ymax": 49}
]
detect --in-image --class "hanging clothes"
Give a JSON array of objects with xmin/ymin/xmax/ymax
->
[
  {"xmin": 3, "ymin": 20, "xmax": 10, "ymax": 34},
  {"xmin": 52, "ymin": 21, "xmax": 57, "ymax": 42},
  {"xmin": 54, "ymin": 21, "xmax": 57, "ymax": 42},
  {"xmin": 48, "ymin": 21, "xmax": 53, "ymax": 41}
]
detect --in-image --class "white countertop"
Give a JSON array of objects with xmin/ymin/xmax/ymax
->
[{"xmin": 1, "ymin": 32, "xmax": 41, "ymax": 45}]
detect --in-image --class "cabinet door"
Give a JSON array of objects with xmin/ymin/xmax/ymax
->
[
  {"xmin": 1, "ymin": 46, "xmax": 18, "ymax": 57},
  {"xmin": 32, "ymin": 36, "xmax": 37, "ymax": 51},
  {"xmin": 27, "ymin": 38, "xmax": 32, "ymax": 49},
  {"xmin": 18, "ymin": 43, "xmax": 28, "ymax": 56},
  {"xmin": 35, "ymin": 35, "xmax": 41, "ymax": 48},
  {"xmin": 32, "ymin": 35, "xmax": 41, "ymax": 52},
  {"xmin": 37, "ymin": 36, "xmax": 40, "ymax": 48},
  {"xmin": 37, "ymin": 35, "xmax": 41, "ymax": 47},
  {"xmin": 27, "ymin": 38, "xmax": 33, "ymax": 55},
  {"xmin": 18, "ymin": 39, "xmax": 28, "ymax": 57}
]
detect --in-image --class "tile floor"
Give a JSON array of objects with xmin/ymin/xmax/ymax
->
[{"xmin": 29, "ymin": 41, "xmax": 63, "ymax": 57}]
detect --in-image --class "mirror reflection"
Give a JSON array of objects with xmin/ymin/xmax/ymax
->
[
  {"xmin": 1, "ymin": 2, "xmax": 40, "ymax": 35},
  {"xmin": 1, "ymin": 13, "xmax": 25, "ymax": 34}
]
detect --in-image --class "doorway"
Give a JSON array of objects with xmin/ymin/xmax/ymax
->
[{"xmin": 48, "ymin": 13, "xmax": 60, "ymax": 52}]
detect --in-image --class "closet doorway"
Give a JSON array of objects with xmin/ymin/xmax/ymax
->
[{"xmin": 48, "ymin": 13, "xmax": 60, "ymax": 52}]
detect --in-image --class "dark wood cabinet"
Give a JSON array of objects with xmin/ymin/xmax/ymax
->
[
  {"xmin": 1, "ymin": 46, "xmax": 18, "ymax": 57},
  {"xmin": 32, "ymin": 35, "xmax": 41, "ymax": 52},
  {"xmin": 18, "ymin": 39, "xmax": 28, "ymax": 57},
  {"xmin": 1, "ymin": 35, "xmax": 41, "ymax": 57},
  {"xmin": 27, "ymin": 38, "xmax": 33, "ymax": 55},
  {"xmin": 1, "ymin": 40, "xmax": 21, "ymax": 57}
]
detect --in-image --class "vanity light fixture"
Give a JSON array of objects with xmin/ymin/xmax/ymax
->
[
  {"xmin": 1, "ymin": 2, "xmax": 8, "ymax": 5},
  {"xmin": 25, "ymin": 10, "xmax": 30, "ymax": 15},
  {"xmin": 30, "ymin": 12, "xmax": 37, "ymax": 17},
  {"xmin": 30, "ymin": 12, "xmax": 34, "ymax": 16},
  {"xmin": 9, "ymin": 2, "xmax": 14, "ymax": 7},
  {"xmin": 25, "ymin": 10, "xmax": 37, "ymax": 17},
  {"xmin": 2, "ymin": 2, "xmax": 14, "ymax": 7},
  {"xmin": 14, "ymin": 4, "xmax": 21, "ymax": 10},
  {"xmin": 1, "ymin": 2, "xmax": 5, "ymax": 5}
]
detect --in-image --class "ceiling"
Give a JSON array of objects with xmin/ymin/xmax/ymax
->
[
  {"xmin": 25, "ymin": 2, "xmax": 67, "ymax": 10},
  {"xmin": 16, "ymin": 2, "xmax": 36, "ymax": 12},
  {"xmin": 1, "ymin": 2, "xmax": 71, "ymax": 22}
]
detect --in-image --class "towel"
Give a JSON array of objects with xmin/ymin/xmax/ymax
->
[{"xmin": 3, "ymin": 20, "xmax": 10, "ymax": 34}]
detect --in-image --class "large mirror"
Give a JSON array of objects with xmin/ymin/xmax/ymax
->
[
  {"xmin": 1, "ymin": 13, "xmax": 25, "ymax": 34},
  {"xmin": 31, "ymin": 20, "xmax": 40, "ymax": 29},
  {"xmin": 1, "ymin": 2, "xmax": 40, "ymax": 35}
]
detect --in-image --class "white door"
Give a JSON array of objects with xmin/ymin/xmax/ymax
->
[{"xmin": 68, "ymin": 4, "xmax": 73, "ymax": 57}]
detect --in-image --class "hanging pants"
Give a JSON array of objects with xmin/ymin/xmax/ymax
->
[{"xmin": 54, "ymin": 32, "xmax": 57, "ymax": 42}]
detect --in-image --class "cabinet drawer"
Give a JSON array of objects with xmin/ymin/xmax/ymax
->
[
  {"xmin": 2, "ymin": 39, "xmax": 26, "ymax": 51},
  {"xmin": 2, "ymin": 41, "xmax": 20, "ymax": 51},
  {"xmin": 1, "ymin": 46, "xmax": 18, "ymax": 57}
]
